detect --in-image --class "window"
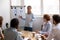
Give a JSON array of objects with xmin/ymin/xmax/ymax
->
[
  {"xmin": 43, "ymin": 0, "xmax": 59, "ymax": 14},
  {"xmin": 11, "ymin": 0, "xmax": 21, "ymax": 6},
  {"xmin": 24, "ymin": 0, "xmax": 41, "ymax": 17},
  {"xmin": 24, "ymin": 0, "xmax": 59, "ymax": 16}
]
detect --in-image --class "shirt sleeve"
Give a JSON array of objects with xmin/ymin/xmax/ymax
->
[
  {"xmin": 30, "ymin": 14, "xmax": 34, "ymax": 22},
  {"xmin": 44, "ymin": 23, "xmax": 52, "ymax": 34},
  {"xmin": 47, "ymin": 24, "xmax": 52, "ymax": 33},
  {"xmin": 46, "ymin": 28, "xmax": 57, "ymax": 40},
  {"xmin": 17, "ymin": 33, "xmax": 23, "ymax": 40}
]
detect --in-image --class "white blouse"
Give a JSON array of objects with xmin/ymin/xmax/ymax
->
[{"xmin": 47, "ymin": 23, "xmax": 60, "ymax": 40}]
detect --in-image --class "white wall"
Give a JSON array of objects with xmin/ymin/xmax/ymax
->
[
  {"xmin": 0, "ymin": 0, "xmax": 24, "ymax": 29},
  {"xmin": 0, "ymin": 0, "xmax": 54, "ymax": 31},
  {"xmin": 11, "ymin": 0, "xmax": 21, "ymax": 6},
  {"xmin": 0, "ymin": 0, "xmax": 10, "ymax": 29},
  {"xmin": 11, "ymin": 0, "xmax": 24, "ymax": 6}
]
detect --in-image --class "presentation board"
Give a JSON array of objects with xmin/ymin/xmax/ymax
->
[
  {"xmin": 10, "ymin": 6, "xmax": 25, "ymax": 27},
  {"xmin": 10, "ymin": 6, "xmax": 25, "ymax": 19}
]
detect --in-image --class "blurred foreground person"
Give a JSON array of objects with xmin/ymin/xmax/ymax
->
[
  {"xmin": 47, "ymin": 15, "xmax": 60, "ymax": 40},
  {"xmin": 0, "ymin": 16, "xmax": 4, "ymax": 40},
  {"xmin": 4, "ymin": 18, "xmax": 23, "ymax": 40}
]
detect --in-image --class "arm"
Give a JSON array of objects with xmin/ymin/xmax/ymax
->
[
  {"xmin": 41, "ymin": 28, "xmax": 55, "ymax": 40},
  {"xmin": 17, "ymin": 34, "xmax": 23, "ymax": 40},
  {"xmin": 0, "ymin": 33, "xmax": 4, "ymax": 40},
  {"xmin": 46, "ymin": 28, "xmax": 56, "ymax": 40},
  {"xmin": 31, "ymin": 14, "xmax": 34, "ymax": 21},
  {"xmin": 39, "ymin": 24, "xmax": 51, "ymax": 34},
  {"xmin": 19, "ymin": 16, "xmax": 25, "ymax": 20},
  {"xmin": 0, "ymin": 29, "xmax": 4, "ymax": 40},
  {"xmin": 43, "ymin": 24, "xmax": 52, "ymax": 34}
]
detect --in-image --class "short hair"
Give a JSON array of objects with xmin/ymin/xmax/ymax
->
[
  {"xmin": 52, "ymin": 15, "xmax": 60, "ymax": 24},
  {"xmin": 27, "ymin": 6, "xmax": 32, "ymax": 9},
  {"xmin": 10, "ymin": 18, "xmax": 19, "ymax": 28},
  {"xmin": 0, "ymin": 16, "xmax": 3, "ymax": 26},
  {"xmin": 43, "ymin": 14, "xmax": 50, "ymax": 21}
]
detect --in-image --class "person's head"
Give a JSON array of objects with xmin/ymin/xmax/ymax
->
[
  {"xmin": 10, "ymin": 18, "xmax": 19, "ymax": 29},
  {"xmin": 43, "ymin": 14, "xmax": 50, "ymax": 22},
  {"xmin": 52, "ymin": 15, "xmax": 60, "ymax": 25},
  {"xmin": 0, "ymin": 16, "xmax": 3, "ymax": 27},
  {"xmin": 27, "ymin": 6, "xmax": 32, "ymax": 14}
]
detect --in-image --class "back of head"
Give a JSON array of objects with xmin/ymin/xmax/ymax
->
[
  {"xmin": 0, "ymin": 16, "xmax": 3, "ymax": 27},
  {"xmin": 10, "ymin": 18, "xmax": 19, "ymax": 29},
  {"xmin": 52, "ymin": 15, "xmax": 60, "ymax": 24}
]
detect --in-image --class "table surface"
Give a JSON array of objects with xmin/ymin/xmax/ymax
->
[{"xmin": 20, "ymin": 31, "xmax": 42, "ymax": 40}]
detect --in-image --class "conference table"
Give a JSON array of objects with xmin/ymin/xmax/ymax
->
[{"xmin": 19, "ymin": 31, "xmax": 47, "ymax": 40}]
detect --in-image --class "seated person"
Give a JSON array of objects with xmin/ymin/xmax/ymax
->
[
  {"xmin": 0, "ymin": 16, "xmax": 4, "ymax": 40},
  {"xmin": 36, "ymin": 14, "xmax": 52, "ymax": 36},
  {"xmin": 47, "ymin": 15, "xmax": 60, "ymax": 40},
  {"xmin": 40, "ymin": 14, "xmax": 52, "ymax": 35},
  {"xmin": 4, "ymin": 18, "xmax": 23, "ymax": 40}
]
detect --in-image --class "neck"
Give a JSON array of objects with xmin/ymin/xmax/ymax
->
[
  {"xmin": 45, "ymin": 21, "xmax": 49, "ymax": 24},
  {"xmin": 27, "ymin": 12, "xmax": 31, "ymax": 14},
  {"xmin": 55, "ymin": 23, "xmax": 59, "ymax": 26}
]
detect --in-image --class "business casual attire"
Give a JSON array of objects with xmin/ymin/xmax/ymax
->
[
  {"xmin": 22, "ymin": 13, "xmax": 34, "ymax": 31},
  {"xmin": 4, "ymin": 27, "xmax": 23, "ymax": 40},
  {"xmin": 40, "ymin": 21, "xmax": 52, "ymax": 35},
  {"xmin": 47, "ymin": 23, "xmax": 60, "ymax": 40}
]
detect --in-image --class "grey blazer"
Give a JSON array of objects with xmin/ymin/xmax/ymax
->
[
  {"xmin": 47, "ymin": 23, "xmax": 60, "ymax": 40},
  {"xmin": 4, "ymin": 27, "xmax": 23, "ymax": 40}
]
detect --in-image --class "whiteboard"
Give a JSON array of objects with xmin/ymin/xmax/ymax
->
[
  {"xmin": 10, "ymin": 6, "xmax": 25, "ymax": 27},
  {"xmin": 10, "ymin": 6, "xmax": 25, "ymax": 19}
]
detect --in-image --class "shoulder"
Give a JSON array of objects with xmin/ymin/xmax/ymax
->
[
  {"xmin": 47, "ymin": 21, "xmax": 52, "ymax": 26},
  {"xmin": 31, "ymin": 13, "xmax": 33, "ymax": 15},
  {"xmin": 4, "ymin": 28, "xmax": 9, "ymax": 32}
]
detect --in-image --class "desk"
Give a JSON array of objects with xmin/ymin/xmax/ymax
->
[{"xmin": 20, "ymin": 31, "xmax": 42, "ymax": 40}]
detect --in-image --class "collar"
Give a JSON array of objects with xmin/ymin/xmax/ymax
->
[
  {"xmin": 44, "ymin": 21, "xmax": 51, "ymax": 24},
  {"xmin": 55, "ymin": 23, "xmax": 60, "ymax": 29},
  {"xmin": 10, "ymin": 27, "xmax": 17, "ymax": 32}
]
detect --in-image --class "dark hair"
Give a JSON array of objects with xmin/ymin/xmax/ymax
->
[
  {"xmin": 43, "ymin": 14, "xmax": 50, "ymax": 21},
  {"xmin": 10, "ymin": 18, "xmax": 19, "ymax": 28},
  {"xmin": 52, "ymin": 15, "xmax": 60, "ymax": 24},
  {"xmin": 0, "ymin": 16, "xmax": 3, "ymax": 27},
  {"xmin": 27, "ymin": 6, "xmax": 32, "ymax": 9}
]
